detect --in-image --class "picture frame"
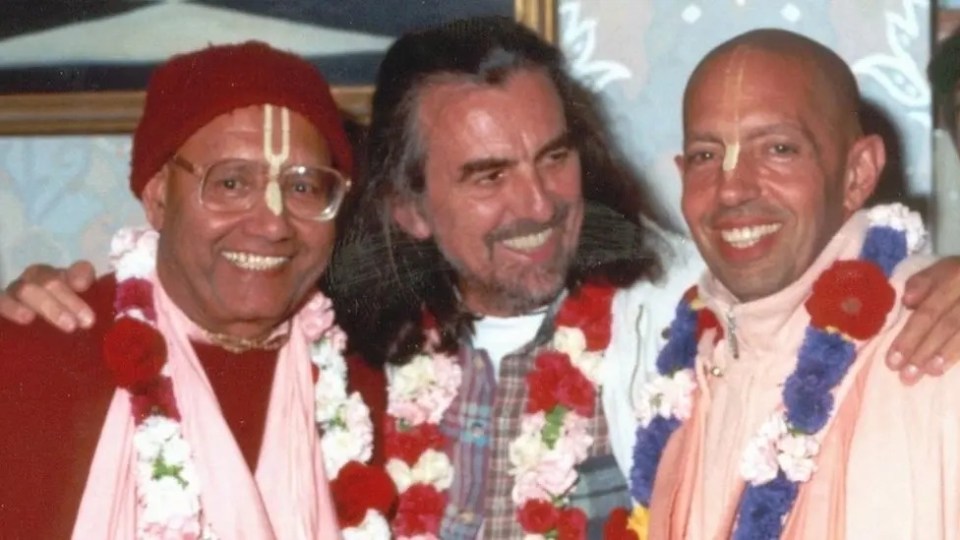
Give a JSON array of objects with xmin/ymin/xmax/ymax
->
[{"xmin": 0, "ymin": 0, "xmax": 556, "ymax": 135}]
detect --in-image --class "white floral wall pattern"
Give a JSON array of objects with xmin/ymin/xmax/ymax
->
[
  {"xmin": 0, "ymin": 1, "xmax": 938, "ymax": 285},
  {"xmin": 560, "ymin": 0, "xmax": 933, "ymax": 231},
  {"xmin": 0, "ymin": 137, "xmax": 143, "ymax": 284}
]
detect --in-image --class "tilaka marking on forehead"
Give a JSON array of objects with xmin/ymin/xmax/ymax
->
[
  {"xmin": 263, "ymin": 105, "xmax": 291, "ymax": 217},
  {"xmin": 721, "ymin": 47, "xmax": 749, "ymax": 173}
]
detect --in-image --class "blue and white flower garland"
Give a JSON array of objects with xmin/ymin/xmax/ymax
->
[{"xmin": 628, "ymin": 204, "xmax": 926, "ymax": 539}]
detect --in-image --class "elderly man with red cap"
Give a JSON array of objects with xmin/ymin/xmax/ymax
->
[{"xmin": 0, "ymin": 42, "xmax": 393, "ymax": 538}]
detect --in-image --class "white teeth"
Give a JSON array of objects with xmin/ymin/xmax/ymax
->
[
  {"xmin": 222, "ymin": 251, "xmax": 288, "ymax": 271},
  {"xmin": 501, "ymin": 229, "xmax": 552, "ymax": 251},
  {"xmin": 719, "ymin": 223, "xmax": 782, "ymax": 249}
]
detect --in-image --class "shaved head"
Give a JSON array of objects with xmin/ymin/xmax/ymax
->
[{"xmin": 685, "ymin": 29, "xmax": 863, "ymax": 147}]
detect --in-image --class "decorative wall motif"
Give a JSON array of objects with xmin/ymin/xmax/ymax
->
[
  {"xmin": 0, "ymin": 1, "xmax": 939, "ymax": 285},
  {"xmin": 560, "ymin": 0, "xmax": 933, "ymax": 231}
]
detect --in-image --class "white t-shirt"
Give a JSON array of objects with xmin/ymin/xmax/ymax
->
[{"xmin": 472, "ymin": 309, "xmax": 548, "ymax": 381}]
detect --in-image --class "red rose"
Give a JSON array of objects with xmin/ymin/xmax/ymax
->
[
  {"xmin": 557, "ymin": 507, "xmax": 588, "ymax": 540},
  {"xmin": 103, "ymin": 317, "xmax": 166, "ymax": 392},
  {"xmin": 555, "ymin": 365, "xmax": 595, "ymax": 417},
  {"xmin": 526, "ymin": 352, "xmax": 569, "ymax": 413},
  {"xmin": 114, "ymin": 278, "xmax": 155, "ymax": 320},
  {"xmin": 695, "ymin": 307, "xmax": 724, "ymax": 344},
  {"xmin": 518, "ymin": 499, "xmax": 560, "ymax": 533},
  {"xmin": 603, "ymin": 507, "xmax": 640, "ymax": 540},
  {"xmin": 805, "ymin": 260, "xmax": 895, "ymax": 340},
  {"xmin": 330, "ymin": 461, "xmax": 397, "ymax": 528},
  {"xmin": 556, "ymin": 283, "xmax": 616, "ymax": 350},
  {"xmin": 392, "ymin": 484, "xmax": 446, "ymax": 536},
  {"xmin": 130, "ymin": 377, "xmax": 180, "ymax": 423},
  {"xmin": 385, "ymin": 417, "xmax": 444, "ymax": 465}
]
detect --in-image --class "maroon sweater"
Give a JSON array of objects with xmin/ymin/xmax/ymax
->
[{"xmin": 0, "ymin": 275, "xmax": 386, "ymax": 538}]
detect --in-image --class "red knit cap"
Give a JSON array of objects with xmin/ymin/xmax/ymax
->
[{"xmin": 130, "ymin": 41, "xmax": 353, "ymax": 198}]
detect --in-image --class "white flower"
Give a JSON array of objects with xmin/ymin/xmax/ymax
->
[
  {"xmin": 509, "ymin": 430, "xmax": 549, "ymax": 472},
  {"xmin": 555, "ymin": 413, "xmax": 593, "ymax": 462},
  {"xmin": 387, "ymin": 353, "xmax": 462, "ymax": 425},
  {"xmin": 570, "ymin": 350, "xmax": 604, "ymax": 385},
  {"xmin": 740, "ymin": 414, "xmax": 788, "ymax": 485},
  {"xmin": 636, "ymin": 369, "xmax": 697, "ymax": 427},
  {"xmin": 111, "ymin": 227, "xmax": 158, "ymax": 280},
  {"xmin": 134, "ymin": 416, "xmax": 180, "ymax": 459},
  {"xmin": 739, "ymin": 414, "xmax": 820, "ymax": 485},
  {"xmin": 411, "ymin": 449, "xmax": 454, "ymax": 490},
  {"xmin": 139, "ymin": 476, "xmax": 201, "ymax": 531},
  {"xmin": 342, "ymin": 509, "xmax": 391, "ymax": 540},
  {"xmin": 389, "ymin": 355, "xmax": 436, "ymax": 399},
  {"xmin": 386, "ymin": 458, "xmax": 413, "ymax": 493},
  {"xmin": 867, "ymin": 202, "xmax": 927, "ymax": 253},
  {"xmin": 322, "ymin": 430, "xmax": 369, "ymax": 479},
  {"xmin": 553, "ymin": 327, "xmax": 587, "ymax": 358},
  {"xmin": 511, "ymin": 469, "xmax": 549, "ymax": 504},
  {"xmin": 533, "ymin": 449, "xmax": 579, "ymax": 496},
  {"xmin": 740, "ymin": 431, "xmax": 780, "ymax": 486},
  {"xmin": 314, "ymin": 375, "xmax": 349, "ymax": 423},
  {"xmin": 776, "ymin": 433, "xmax": 820, "ymax": 483}
]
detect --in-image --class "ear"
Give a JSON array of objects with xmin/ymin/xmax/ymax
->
[
  {"xmin": 390, "ymin": 197, "xmax": 433, "ymax": 240},
  {"xmin": 674, "ymin": 154, "xmax": 685, "ymax": 176},
  {"xmin": 141, "ymin": 167, "xmax": 170, "ymax": 230},
  {"xmin": 842, "ymin": 134, "xmax": 885, "ymax": 215}
]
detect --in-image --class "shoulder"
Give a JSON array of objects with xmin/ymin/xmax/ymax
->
[
  {"xmin": 0, "ymin": 274, "xmax": 118, "ymax": 387},
  {"xmin": 614, "ymin": 232, "xmax": 705, "ymax": 335},
  {"xmin": 0, "ymin": 274, "xmax": 119, "ymax": 537}
]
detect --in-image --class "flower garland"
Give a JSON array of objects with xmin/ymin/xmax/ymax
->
[
  {"xmin": 628, "ymin": 204, "xmax": 926, "ymax": 539},
  {"xmin": 384, "ymin": 283, "xmax": 636, "ymax": 539},
  {"xmin": 510, "ymin": 283, "xmax": 616, "ymax": 539},
  {"xmin": 384, "ymin": 318, "xmax": 462, "ymax": 539},
  {"xmin": 103, "ymin": 226, "xmax": 394, "ymax": 539}
]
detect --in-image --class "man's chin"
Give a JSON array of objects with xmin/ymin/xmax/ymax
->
[{"xmin": 501, "ymin": 276, "xmax": 566, "ymax": 313}]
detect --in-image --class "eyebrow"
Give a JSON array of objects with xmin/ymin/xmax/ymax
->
[
  {"xmin": 457, "ymin": 130, "xmax": 574, "ymax": 182},
  {"xmin": 685, "ymin": 122, "xmax": 814, "ymax": 146}
]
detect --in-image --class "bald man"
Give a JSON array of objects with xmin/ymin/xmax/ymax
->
[{"xmin": 639, "ymin": 30, "xmax": 960, "ymax": 539}]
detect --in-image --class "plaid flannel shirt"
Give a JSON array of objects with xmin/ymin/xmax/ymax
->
[{"xmin": 437, "ymin": 301, "xmax": 631, "ymax": 539}]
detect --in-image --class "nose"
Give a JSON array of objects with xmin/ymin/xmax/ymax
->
[
  {"xmin": 717, "ymin": 158, "xmax": 760, "ymax": 207},
  {"xmin": 507, "ymin": 165, "xmax": 554, "ymax": 222},
  {"xmin": 243, "ymin": 186, "xmax": 295, "ymax": 241}
]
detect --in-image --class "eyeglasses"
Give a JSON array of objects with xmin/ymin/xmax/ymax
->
[{"xmin": 171, "ymin": 155, "xmax": 351, "ymax": 221}]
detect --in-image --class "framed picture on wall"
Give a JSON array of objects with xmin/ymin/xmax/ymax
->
[{"xmin": 0, "ymin": 0, "xmax": 556, "ymax": 134}]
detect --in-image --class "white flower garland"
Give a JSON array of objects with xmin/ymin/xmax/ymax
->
[{"xmin": 112, "ymin": 226, "xmax": 385, "ymax": 539}]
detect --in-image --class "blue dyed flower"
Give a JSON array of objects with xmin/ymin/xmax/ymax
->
[{"xmin": 630, "ymin": 415, "xmax": 681, "ymax": 505}]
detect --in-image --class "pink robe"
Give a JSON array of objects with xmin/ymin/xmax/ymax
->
[{"xmin": 649, "ymin": 212, "xmax": 960, "ymax": 539}]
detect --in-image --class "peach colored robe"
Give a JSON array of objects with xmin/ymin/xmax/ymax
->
[{"xmin": 649, "ymin": 212, "xmax": 960, "ymax": 539}]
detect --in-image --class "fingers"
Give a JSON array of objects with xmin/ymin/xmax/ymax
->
[
  {"xmin": 65, "ymin": 260, "xmax": 96, "ymax": 293},
  {"xmin": 5, "ymin": 263, "xmax": 97, "ymax": 332},
  {"xmin": 889, "ymin": 256, "xmax": 960, "ymax": 384},
  {"xmin": 0, "ymin": 287, "xmax": 37, "ymax": 325}
]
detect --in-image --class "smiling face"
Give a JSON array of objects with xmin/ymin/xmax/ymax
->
[
  {"xmin": 678, "ymin": 45, "xmax": 883, "ymax": 301},
  {"xmin": 142, "ymin": 105, "xmax": 336, "ymax": 338},
  {"xmin": 393, "ymin": 68, "xmax": 584, "ymax": 316}
]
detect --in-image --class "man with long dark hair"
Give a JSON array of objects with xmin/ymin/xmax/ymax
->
[{"xmin": 4, "ymin": 17, "xmax": 960, "ymax": 540}]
